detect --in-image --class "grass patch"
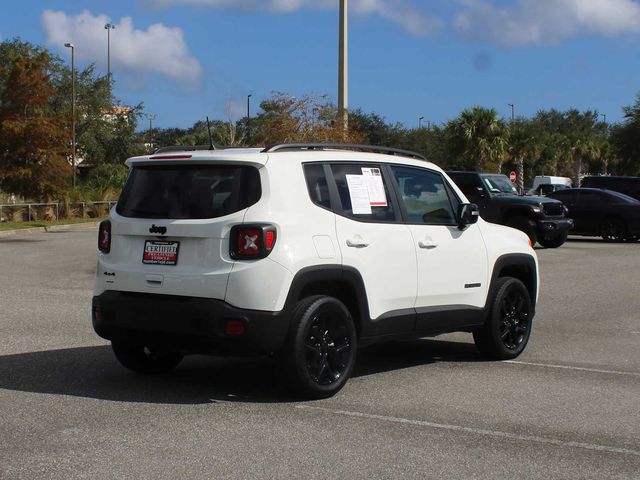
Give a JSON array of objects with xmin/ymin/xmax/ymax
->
[{"xmin": 0, "ymin": 217, "xmax": 104, "ymax": 232}]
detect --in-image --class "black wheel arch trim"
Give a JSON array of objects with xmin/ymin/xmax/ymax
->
[
  {"xmin": 485, "ymin": 253, "xmax": 537, "ymax": 319},
  {"xmin": 282, "ymin": 265, "xmax": 372, "ymax": 330}
]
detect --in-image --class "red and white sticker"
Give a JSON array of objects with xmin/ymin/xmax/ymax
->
[
  {"xmin": 361, "ymin": 167, "xmax": 388, "ymax": 206},
  {"xmin": 143, "ymin": 240, "xmax": 180, "ymax": 265}
]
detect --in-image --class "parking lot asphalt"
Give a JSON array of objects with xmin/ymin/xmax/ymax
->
[{"xmin": 0, "ymin": 230, "xmax": 639, "ymax": 479}]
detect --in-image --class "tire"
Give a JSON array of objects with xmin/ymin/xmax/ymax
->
[
  {"xmin": 111, "ymin": 341, "xmax": 184, "ymax": 374},
  {"xmin": 507, "ymin": 215, "xmax": 537, "ymax": 245},
  {"xmin": 601, "ymin": 218, "xmax": 627, "ymax": 242},
  {"xmin": 280, "ymin": 296, "xmax": 357, "ymax": 399},
  {"xmin": 538, "ymin": 232, "xmax": 568, "ymax": 248},
  {"xmin": 473, "ymin": 277, "xmax": 533, "ymax": 360}
]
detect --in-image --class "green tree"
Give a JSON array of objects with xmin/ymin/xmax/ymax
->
[
  {"xmin": 0, "ymin": 42, "xmax": 71, "ymax": 201},
  {"xmin": 611, "ymin": 94, "xmax": 640, "ymax": 176},
  {"xmin": 82, "ymin": 163, "xmax": 129, "ymax": 200},
  {"xmin": 250, "ymin": 93, "xmax": 365, "ymax": 146},
  {"xmin": 508, "ymin": 119, "xmax": 542, "ymax": 191},
  {"xmin": 447, "ymin": 107, "xmax": 509, "ymax": 172},
  {"xmin": 532, "ymin": 109, "xmax": 604, "ymax": 184}
]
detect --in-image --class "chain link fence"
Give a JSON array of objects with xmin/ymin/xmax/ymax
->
[{"xmin": 0, "ymin": 201, "xmax": 116, "ymax": 223}]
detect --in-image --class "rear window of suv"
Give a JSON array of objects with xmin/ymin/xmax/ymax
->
[{"xmin": 116, "ymin": 165, "xmax": 261, "ymax": 219}]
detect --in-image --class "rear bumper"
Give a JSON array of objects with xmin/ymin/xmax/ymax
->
[
  {"xmin": 536, "ymin": 218, "xmax": 573, "ymax": 237},
  {"xmin": 92, "ymin": 291, "xmax": 290, "ymax": 356}
]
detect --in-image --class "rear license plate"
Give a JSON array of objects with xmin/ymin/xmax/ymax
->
[{"xmin": 143, "ymin": 240, "xmax": 180, "ymax": 265}]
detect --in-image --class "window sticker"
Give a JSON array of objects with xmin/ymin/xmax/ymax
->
[
  {"xmin": 346, "ymin": 175, "xmax": 373, "ymax": 214},
  {"xmin": 361, "ymin": 167, "xmax": 388, "ymax": 206}
]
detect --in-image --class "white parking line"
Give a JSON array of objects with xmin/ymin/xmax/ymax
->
[
  {"xmin": 503, "ymin": 360, "xmax": 640, "ymax": 377},
  {"xmin": 297, "ymin": 405, "xmax": 640, "ymax": 457}
]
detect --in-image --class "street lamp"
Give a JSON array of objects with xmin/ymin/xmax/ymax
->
[
  {"xmin": 104, "ymin": 23, "xmax": 115, "ymax": 82},
  {"xmin": 600, "ymin": 113, "xmax": 607, "ymax": 124},
  {"xmin": 419, "ymin": 116, "xmax": 424, "ymax": 129},
  {"xmin": 147, "ymin": 114, "xmax": 157, "ymax": 131},
  {"xmin": 507, "ymin": 103, "xmax": 515, "ymax": 122},
  {"xmin": 247, "ymin": 94, "xmax": 252, "ymax": 143},
  {"xmin": 64, "ymin": 42, "xmax": 76, "ymax": 189}
]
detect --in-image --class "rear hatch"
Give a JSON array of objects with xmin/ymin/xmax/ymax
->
[{"xmin": 103, "ymin": 162, "xmax": 262, "ymax": 299}]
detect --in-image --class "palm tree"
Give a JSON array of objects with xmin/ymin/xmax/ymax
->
[
  {"xmin": 449, "ymin": 107, "xmax": 508, "ymax": 172},
  {"xmin": 570, "ymin": 136, "xmax": 600, "ymax": 186},
  {"xmin": 508, "ymin": 119, "xmax": 542, "ymax": 192}
]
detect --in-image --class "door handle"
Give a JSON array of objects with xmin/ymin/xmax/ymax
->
[
  {"xmin": 418, "ymin": 240, "xmax": 438, "ymax": 249},
  {"xmin": 346, "ymin": 236, "xmax": 370, "ymax": 248}
]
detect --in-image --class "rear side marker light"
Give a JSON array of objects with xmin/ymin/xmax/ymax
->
[
  {"xmin": 265, "ymin": 230, "xmax": 276, "ymax": 251},
  {"xmin": 225, "ymin": 320, "xmax": 246, "ymax": 336},
  {"xmin": 98, "ymin": 220, "xmax": 111, "ymax": 254},
  {"xmin": 230, "ymin": 225, "xmax": 277, "ymax": 260},
  {"xmin": 92, "ymin": 303, "xmax": 102, "ymax": 323}
]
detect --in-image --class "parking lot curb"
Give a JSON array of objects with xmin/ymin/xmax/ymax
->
[{"xmin": 0, "ymin": 222, "xmax": 100, "ymax": 238}]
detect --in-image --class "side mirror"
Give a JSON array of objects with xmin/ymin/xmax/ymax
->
[{"xmin": 458, "ymin": 203, "xmax": 480, "ymax": 229}]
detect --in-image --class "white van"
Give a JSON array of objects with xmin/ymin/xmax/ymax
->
[{"xmin": 530, "ymin": 176, "xmax": 572, "ymax": 196}]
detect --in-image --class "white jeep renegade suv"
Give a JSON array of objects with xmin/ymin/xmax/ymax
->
[{"xmin": 92, "ymin": 143, "xmax": 539, "ymax": 398}]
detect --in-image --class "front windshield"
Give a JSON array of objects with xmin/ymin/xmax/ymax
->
[{"xmin": 483, "ymin": 176, "xmax": 518, "ymax": 194}]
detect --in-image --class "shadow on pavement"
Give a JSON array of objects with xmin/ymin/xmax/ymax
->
[
  {"xmin": 0, "ymin": 339, "xmax": 483, "ymax": 405},
  {"xmin": 0, "ymin": 238, "xmax": 45, "ymax": 243}
]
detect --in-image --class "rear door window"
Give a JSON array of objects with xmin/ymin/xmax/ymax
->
[
  {"xmin": 330, "ymin": 163, "xmax": 399, "ymax": 222},
  {"xmin": 116, "ymin": 165, "xmax": 261, "ymax": 219}
]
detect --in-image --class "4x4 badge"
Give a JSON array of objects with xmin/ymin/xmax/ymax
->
[{"xmin": 149, "ymin": 225, "xmax": 167, "ymax": 235}]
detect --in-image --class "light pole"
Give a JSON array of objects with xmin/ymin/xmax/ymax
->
[
  {"xmin": 419, "ymin": 116, "xmax": 424, "ymax": 129},
  {"xmin": 600, "ymin": 113, "xmax": 607, "ymax": 124},
  {"xmin": 508, "ymin": 103, "xmax": 524, "ymax": 192},
  {"xmin": 64, "ymin": 42, "xmax": 76, "ymax": 189},
  {"xmin": 104, "ymin": 23, "xmax": 115, "ymax": 82},
  {"xmin": 147, "ymin": 114, "xmax": 157, "ymax": 131},
  {"xmin": 338, "ymin": 0, "xmax": 348, "ymax": 131},
  {"xmin": 247, "ymin": 94, "xmax": 252, "ymax": 142}
]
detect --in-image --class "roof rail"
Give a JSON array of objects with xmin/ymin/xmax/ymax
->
[
  {"xmin": 153, "ymin": 145, "xmax": 218, "ymax": 154},
  {"xmin": 262, "ymin": 143, "xmax": 426, "ymax": 161}
]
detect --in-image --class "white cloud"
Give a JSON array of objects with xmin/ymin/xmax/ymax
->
[
  {"xmin": 454, "ymin": 0, "xmax": 640, "ymax": 47},
  {"xmin": 146, "ymin": 0, "xmax": 442, "ymax": 36},
  {"xmin": 41, "ymin": 10, "xmax": 203, "ymax": 88}
]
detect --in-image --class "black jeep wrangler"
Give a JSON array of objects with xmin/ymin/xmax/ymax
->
[{"xmin": 447, "ymin": 171, "xmax": 573, "ymax": 248}]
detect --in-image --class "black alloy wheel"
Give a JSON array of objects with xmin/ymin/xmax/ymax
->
[
  {"xmin": 601, "ymin": 218, "xmax": 627, "ymax": 242},
  {"xmin": 280, "ymin": 296, "xmax": 357, "ymax": 399},
  {"xmin": 473, "ymin": 277, "xmax": 533, "ymax": 359},
  {"xmin": 304, "ymin": 310, "xmax": 353, "ymax": 386},
  {"xmin": 497, "ymin": 286, "xmax": 530, "ymax": 350},
  {"xmin": 111, "ymin": 341, "xmax": 184, "ymax": 374}
]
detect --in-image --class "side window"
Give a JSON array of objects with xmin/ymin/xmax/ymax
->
[
  {"xmin": 578, "ymin": 191, "xmax": 603, "ymax": 206},
  {"xmin": 303, "ymin": 163, "xmax": 331, "ymax": 210},
  {"xmin": 450, "ymin": 174, "xmax": 484, "ymax": 200},
  {"xmin": 391, "ymin": 166, "xmax": 458, "ymax": 225},
  {"xmin": 330, "ymin": 163, "xmax": 398, "ymax": 222},
  {"xmin": 551, "ymin": 190, "xmax": 576, "ymax": 204}
]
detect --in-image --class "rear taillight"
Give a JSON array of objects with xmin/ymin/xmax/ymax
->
[
  {"xmin": 230, "ymin": 225, "xmax": 277, "ymax": 260},
  {"xmin": 98, "ymin": 220, "xmax": 111, "ymax": 254}
]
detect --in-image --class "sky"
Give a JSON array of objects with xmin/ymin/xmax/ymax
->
[{"xmin": 1, "ymin": 0, "xmax": 640, "ymax": 130}]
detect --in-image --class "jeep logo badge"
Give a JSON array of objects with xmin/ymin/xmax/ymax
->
[{"xmin": 149, "ymin": 224, "xmax": 167, "ymax": 235}]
